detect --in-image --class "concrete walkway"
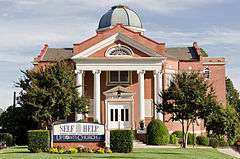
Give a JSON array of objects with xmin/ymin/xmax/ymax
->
[{"xmin": 217, "ymin": 147, "xmax": 240, "ymax": 158}]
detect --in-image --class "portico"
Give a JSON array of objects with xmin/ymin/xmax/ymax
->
[{"xmin": 73, "ymin": 57, "xmax": 165, "ymax": 130}]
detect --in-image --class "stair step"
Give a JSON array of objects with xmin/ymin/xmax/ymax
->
[{"xmin": 133, "ymin": 140, "xmax": 147, "ymax": 148}]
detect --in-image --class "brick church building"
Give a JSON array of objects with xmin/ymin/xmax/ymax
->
[{"xmin": 34, "ymin": 5, "xmax": 226, "ymax": 134}]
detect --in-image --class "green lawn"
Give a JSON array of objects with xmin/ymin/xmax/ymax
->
[{"xmin": 0, "ymin": 146, "xmax": 237, "ymax": 159}]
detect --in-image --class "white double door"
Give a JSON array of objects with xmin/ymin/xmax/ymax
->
[{"xmin": 108, "ymin": 104, "xmax": 130, "ymax": 129}]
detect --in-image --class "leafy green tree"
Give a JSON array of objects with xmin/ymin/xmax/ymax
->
[
  {"xmin": 0, "ymin": 108, "xmax": 3, "ymax": 115},
  {"xmin": 157, "ymin": 71, "xmax": 218, "ymax": 148},
  {"xmin": 16, "ymin": 61, "xmax": 88, "ymax": 129},
  {"xmin": 0, "ymin": 106, "xmax": 37, "ymax": 145},
  {"xmin": 226, "ymin": 77, "xmax": 240, "ymax": 112},
  {"xmin": 206, "ymin": 105, "xmax": 240, "ymax": 145}
]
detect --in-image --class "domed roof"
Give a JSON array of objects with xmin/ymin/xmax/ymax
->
[{"xmin": 98, "ymin": 5, "xmax": 143, "ymax": 31}]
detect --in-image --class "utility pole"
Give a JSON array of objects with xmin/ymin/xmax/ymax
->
[{"xmin": 13, "ymin": 91, "xmax": 16, "ymax": 108}]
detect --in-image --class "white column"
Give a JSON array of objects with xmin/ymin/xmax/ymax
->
[
  {"xmin": 137, "ymin": 70, "xmax": 145, "ymax": 123},
  {"xmin": 154, "ymin": 69, "xmax": 163, "ymax": 121},
  {"xmin": 76, "ymin": 70, "xmax": 84, "ymax": 96},
  {"xmin": 93, "ymin": 70, "xmax": 101, "ymax": 123},
  {"xmin": 75, "ymin": 70, "xmax": 84, "ymax": 121}
]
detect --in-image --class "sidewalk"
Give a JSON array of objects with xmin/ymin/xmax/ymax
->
[{"xmin": 217, "ymin": 147, "xmax": 240, "ymax": 158}]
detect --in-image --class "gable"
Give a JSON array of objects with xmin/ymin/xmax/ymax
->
[
  {"xmin": 72, "ymin": 33, "xmax": 163, "ymax": 59},
  {"xmin": 89, "ymin": 41, "xmax": 150, "ymax": 57},
  {"xmin": 73, "ymin": 25, "xmax": 166, "ymax": 56}
]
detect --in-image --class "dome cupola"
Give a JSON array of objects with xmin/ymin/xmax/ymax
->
[{"xmin": 97, "ymin": 5, "xmax": 144, "ymax": 33}]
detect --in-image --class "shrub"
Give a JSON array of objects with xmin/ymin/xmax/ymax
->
[
  {"xmin": 218, "ymin": 138, "xmax": 229, "ymax": 147},
  {"xmin": 209, "ymin": 137, "xmax": 219, "ymax": 148},
  {"xmin": 172, "ymin": 131, "xmax": 196, "ymax": 145},
  {"xmin": 172, "ymin": 131, "xmax": 183, "ymax": 138},
  {"xmin": 0, "ymin": 133, "xmax": 13, "ymax": 146},
  {"xmin": 196, "ymin": 136, "xmax": 209, "ymax": 146},
  {"xmin": 110, "ymin": 130, "xmax": 133, "ymax": 153},
  {"xmin": 169, "ymin": 134, "xmax": 178, "ymax": 144},
  {"xmin": 67, "ymin": 148, "xmax": 78, "ymax": 154},
  {"xmin": 188, "ymin": 133, "xmax": 196, "ymax": 145},
  {"xmin": 49, "ymin": 148, "xmax": 58, "ymax": 153},
  {"xmin": 96, "ymin": 148, "xmax": 105, "ymax": 154},
  {"xmin": 58, "ymin": 149, "xmax": 66, "ymax": 154},
  {"xmin": 105, "ymin": 149, "xmax": 112, "ymax": 153},
  {"xmin": 147, "ymin": 119, "xmax": 169, "ymax": 145},
  {"xmin": 28, "ymin": 130, "xmax": 50, "ymax": 153}
]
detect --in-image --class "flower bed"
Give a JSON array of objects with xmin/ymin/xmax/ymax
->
[{"xmin": 48, "ymin": 145, "xmax": 112, "ymax": 154}]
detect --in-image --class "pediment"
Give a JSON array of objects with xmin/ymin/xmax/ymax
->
[
  {"xmin": 104, "ymin": 85, "xmax": 132, "ymax": 95},
  {"xmin": 72, "ymin": 33, "xmax": 164, "ymax": 59},
  {"xmin": 103, "ymin": 85, "xmax": 134, "ymax": 99}
]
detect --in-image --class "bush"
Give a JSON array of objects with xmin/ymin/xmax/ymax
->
[
  {"xmin": 58, "ymin": 149, "xmax": 66, "ymax": 154},
  {"xmin": 196, "ymin": 136, "xmax": 209, "ymax": 146},
  {"xmin": 110, "ymin": 130, "xmax": 133, "ymax": 153},
  {"xmin": 49, "ymin": 148, "xmax": 58, "ymax": 153},
  {"xmin": 188, "ymin": 133, "xmax": 196, "ymax": 145},
  {"xmin": 147, "ymin": 119, "xmax": 169, "ymax": 145},
  {"xmin": 234, "ymin": 138, "xmax": 240, "ymax": 146},
  {"xmin": 0, "ymin": 133, "xmax": 13, "ymax": 146},
  {"xmin": 172, "ymin": 131, "xmax": 183, "ymax": 138},
  {"xmin": 209, "ymin": 137, "xmax": 219, "ymax": 148},
  {"xmin": 67, "ymin": 148, "xmax": 78, "ymax": 154},
  {"xmin": 172, "ymin": 131, "xmax": 196, "ymax": 145},
  {"xmin": 169, "ymin": 134, "xmax": 178, "ymax": 144},
  {"xmin": 96, "ymin": 148, "xmax": 105, "ymax": 154},
  {"xmin": 218, "ymin": 138, "xmax": 229, "ymax": 147},
  {"xmin": 105, "ymin": 149, "xmax": 112, "ymax": 153},
  {"xmin": 28, "ymin": 130, "xmax": 50, "ymax": 153}
]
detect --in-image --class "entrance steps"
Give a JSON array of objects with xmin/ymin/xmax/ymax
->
[{"xmin": 133, "ymin": 139, "xmax": 147, "ymax": 148}]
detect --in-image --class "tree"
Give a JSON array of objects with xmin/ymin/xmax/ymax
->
[
  {"xmin": 0, "ymin": 108, "xmax": 3, "ymax": 115},
  {"xmin": 157, "ymin": 71, "xmax": 218, "ymax": 148},
  {"xmin": 0, "ymin": 106, "xmax": 37, "ymax": 145},
  {"xmin": 206, "ymin": 105, "xmax": 240, "ymax": 145},
  {"xmin": 16, "ymin": 61, "xmax": 88, "ymax": 129},
  {"xmin": 226, "ymin": 77, "xmax": 240, "ymax": 112}
]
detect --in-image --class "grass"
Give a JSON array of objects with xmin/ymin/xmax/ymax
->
[{"xmin": 0, "ymin": 146, "xmax": 237, "ymax": 159}]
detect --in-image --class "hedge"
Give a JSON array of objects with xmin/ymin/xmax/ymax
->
[
  {"xmin": 110, "ymin": 130, "xmax": 133, "ymax": 153},
  {"xmin": 196, "ymin": 136, "xmax": 209, "ymax": 146},
  {"xmin": 0, "ymin": 133, "xmax": 13, "ymax": 146},
  {"xmin": 28, "ymin": 130, "xmax": 50, "ymax": 153},
  {"xmin": 147, "ymin": 119, "xmax": 169, "ymax": 145}
]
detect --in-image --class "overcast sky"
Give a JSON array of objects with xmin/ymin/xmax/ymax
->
[{"xmin": 0, "ymin": 0, "xmax": 239, "ymax": 110}]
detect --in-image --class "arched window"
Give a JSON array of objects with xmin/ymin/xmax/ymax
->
[
  {"xmin": 106, "ymin": 44, "xmax": 133, "ymax": 57},
  {"xmin": 203, "ymin": 67, "xmax": 210, "ymax": 79}
]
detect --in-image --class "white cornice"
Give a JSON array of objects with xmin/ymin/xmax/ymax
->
[
  {"xmin": 75, "ymin": 57, "xmax": 165, "ymax": 71},
  {"xmin": 202, "ymin": 62, "xmax": 225, "ymax": 65}
]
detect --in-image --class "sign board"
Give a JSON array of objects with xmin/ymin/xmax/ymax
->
[{"xmin": 53, "ymin": 122, "xmax": 105, "ymax": 142}]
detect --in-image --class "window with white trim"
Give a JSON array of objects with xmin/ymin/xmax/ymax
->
[
  {"xmin": 106, "ymin": 44, "xmax": 133, "ymax": 57},
  {"xmin": 108, "ymin": 71, "xmax": 130, "ymax": 84}
]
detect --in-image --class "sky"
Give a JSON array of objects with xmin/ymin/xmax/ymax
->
[{"xmin": 0, "ymin": 0, "xmax": 240, "ymax": 110}]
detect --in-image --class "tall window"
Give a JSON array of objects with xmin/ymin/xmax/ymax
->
[
  {"xmin": 108, "ymin": 71, "xmax": 130, "ymax": 84},
  {"xmin": 203, "ymin": 67, "xmax": 210, "ymax": 79}
]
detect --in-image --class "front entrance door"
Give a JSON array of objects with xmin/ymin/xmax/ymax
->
[{"xmin": 108, "ymin": 104, "xmax": 130, "ymax": 129}]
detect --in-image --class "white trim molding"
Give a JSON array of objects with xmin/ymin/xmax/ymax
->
[{"xmin": 75, "ymin": 57, "xmax": 165, "ymax": 71}]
